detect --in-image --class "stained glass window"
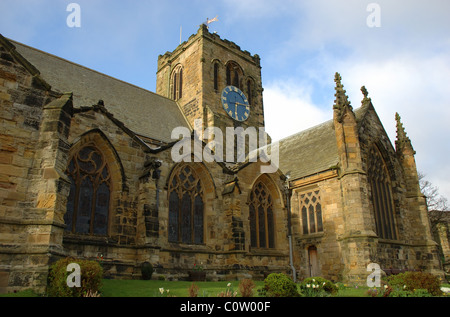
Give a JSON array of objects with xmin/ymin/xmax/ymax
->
[
  {"xmin": 168, "ymin": 165, "xmax": 204, "ymax": 244},
  {"xmin": 65, "ymin": 145, "xmax": 110, "ymax": 235},
  {"xmin": 249, "ymin": 181, "xmax": 275, "ymax": 249}
]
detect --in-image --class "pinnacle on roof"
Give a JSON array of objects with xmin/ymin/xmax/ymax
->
[
  {"xmin": 395, "ymin": 112, "xmax": 415, "ymax": 154},
  {"xmin": 333, "ymin": 72, "xmax": 354, "ymax": 122},
  {"xmin": 333, "ymin": 72, "xmax": 352, "ymax": 111}
]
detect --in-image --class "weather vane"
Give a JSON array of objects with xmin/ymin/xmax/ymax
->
[{"xmin": 204, "ymin": 15, "xmax": 218, "ymax": 29}]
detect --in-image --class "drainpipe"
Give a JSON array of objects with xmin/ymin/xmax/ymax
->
[{"xmin": 284, "ymin": 176, "xmax": 296, "ymax": 282}]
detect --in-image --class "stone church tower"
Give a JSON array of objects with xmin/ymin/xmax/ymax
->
[
  {"xmin": 156, "ymin": 24, "xmax": 264, "ymax": 133},
  {"xmin": 0, "ymin": 25, "xmax": 443, "ymax": 294}
]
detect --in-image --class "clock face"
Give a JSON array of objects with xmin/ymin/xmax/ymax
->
[{"xmin": 221, "ymin": 86, "xmax": 250, "ymax": 122}]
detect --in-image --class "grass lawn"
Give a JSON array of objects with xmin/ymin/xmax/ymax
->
[
  {"xmin": 2, "ymin": 281, "xmax": 448, "ymax": 297},
  {"xmin": 100, "ymin": 279, "xmax": 265, "ymax": 297},
  {"xmin": 99, "ymin": 279, "xmax": 371, "ymax": 297}
]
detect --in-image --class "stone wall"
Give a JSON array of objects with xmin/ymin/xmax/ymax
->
[{"xmin": 0, "ymin": 37, "xmax": 71, "ymax": 293}]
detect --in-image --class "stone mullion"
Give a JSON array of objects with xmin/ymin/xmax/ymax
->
[
  {"xmin": 370, "ymin": 179, "xmax": 381, "ymax": 237},
  {"xmin": 373, "ymin": 177, "xmax": 384, "ymax": 237},
  {"xmin": 190, "ymin": 189, "xmax": 195, "ymax": 244},
  {"xmin": 379, "ymin": 179, "xmax": 391, "ymax": 239},
  {"xmin": 263, "ymin": 203, "xmax": 269, "ymax": 249},
  {"xmin": 254, "ymin": 201, "xmax": 260, "ymax": 248},
  {"xmin": 384, "ymin": 181, "xmax": 397, "ymax": 240},
  {"xmin": 71, "ymin": 172, "xmax": 81, "ymax": 233}
]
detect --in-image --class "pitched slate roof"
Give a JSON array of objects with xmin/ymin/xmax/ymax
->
[
  {"xmin": 278, "ymin": 106, "xmax": 370, "ymax": 180},
  {"xmin": 9, "ymin": 39, "xmax": 190, "ymax": 143},
  {"xmin": 278, "ymin": 119, "xmax": 339, "ymax": 180}
]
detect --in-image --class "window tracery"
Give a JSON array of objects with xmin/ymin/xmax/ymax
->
[
  {"xmin": 65, "ymin": 145, "xmax": 110, "ymax": 235},
  {"xmin": 367, "ymin": 146, "xmax": 398, "ymax": 240},
  {"xmin": 299, "ymin": 190, "xmax": 323, "ymax": 235},
  {"xmin": 168, "ymin": 165, "xmax": 204, "ymax": 244},
  {"xmin": 249, "ymin": 181, "xmax": 275, "ymax": 249}
]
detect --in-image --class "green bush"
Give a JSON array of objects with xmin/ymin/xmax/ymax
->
[
  {"xmin": 411, "ymin": 289, "xmax": 432, "ymax": 297},
  {"xmin": 299, "ymin": 277, "xmax": 338, "ymax": 296},
  {"xmin": 47, "ymin": 257, "xmax": 103, "ymax": 297},
  {"xmin": 260, "ymin": 273, "xmax": 300, "ymax": 297},
  {"xmin": 141, "ymin": 262, "xmax": 154, "ymax": 280},
  {"xmin": 389, "ymin": 288, "xmax": 432, "ymax": 297},
  {"xmin": 386, "ymin": 271, "xmax": 442, "ymax": 296}
]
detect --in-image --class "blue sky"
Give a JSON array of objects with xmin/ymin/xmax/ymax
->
[{"xmin": 1, "ymin": 0, "xmax": 449, "ymax": 202}]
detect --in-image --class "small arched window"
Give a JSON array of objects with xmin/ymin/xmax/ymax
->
[
  {"xmin": 168, "ymin": 165, "xmax": 204, "ymax": 244},
  {"xmin": 214, "ymin": 63, "xmax": 219, "ymax": 91},
  {"xmin": 171, "ymin": 65, "xmax": 183, "ymax": 100},
  {"xmin": 246, "ymin": 79, "xmax": 253, "ymax": 105},
  {"xmin": 65, "ymin": 145, "xmax": 110, "ymax": 235},
  {"xmin": 226, "ymin": 62, "xmax": 241, "ymax": 89},
  {"xmin": 249, "ymin": 181, "xmax": 275, "ymax": 249},
  {"xmin": 367, "ymin": 145, "xmax": 398, "ymax": 240}
]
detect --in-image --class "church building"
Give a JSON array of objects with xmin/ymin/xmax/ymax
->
[{"xmin": 0, "ymin": 24, "xmax": 443, "ymax": 293}]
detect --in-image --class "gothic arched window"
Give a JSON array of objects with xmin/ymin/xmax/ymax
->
[
  {"xmin": 168, "ymin": 165, "xmax": 204, "ymax": 244},
  {"xmin": 249, "ymin": 181, "xmax": 275, "ymax": 249},
  {"xmin": 65, "ymin": 145, "xmax": 110, "ymax": 235},
  {"xmin": 299, "ymin": 190, "xmax": 323, "ymax": 235},
  {"xmin": 367, "ymin": 146, "xmax": 398, "ymax": 240},
  {"xmin": 171, "ymin": 65, "xmax": 183, "ymax": 100}
]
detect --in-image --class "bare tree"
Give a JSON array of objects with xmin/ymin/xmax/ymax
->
[{"xmin": 418, "ymin": 172, "xmax": 449, "ymax": 235}]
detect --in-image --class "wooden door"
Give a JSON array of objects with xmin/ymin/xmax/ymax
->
[{"xmin": 308, "ymin": 246, "xmax": 319, "ymax": 277}]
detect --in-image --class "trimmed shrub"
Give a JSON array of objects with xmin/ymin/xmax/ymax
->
[
  {"xmin": 299, "ymin": 277, "xmax": 338, "ymax": 296},
  {"xmin": 47, "ymin": 257, "xmax": 103, "ymax": 297},
  {"xmin": 386, "ymin": 271, "xmax": 442, "ymax": 296},
  {"xmin": 141, "ymin": 262, "xmax": 154, "ymax": 280},
  {"xmin": 261, "ymin": 273, "xmax": 300, "ymax": 297}
]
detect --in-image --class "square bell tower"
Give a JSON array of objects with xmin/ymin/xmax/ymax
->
[{"xmin": 156, "ymin": 24, "xmax": 265, "ymax": 137}]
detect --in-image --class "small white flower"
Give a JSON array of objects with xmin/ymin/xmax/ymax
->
[
  {"xmin": 306, "ymin": 284, "xmax": 310, "ymax": 288},
  {"xmin": 227, "ymin": 283, "xmax": 232, "ymax": 287},
  {"xmin": 159, "ymin": 287, "xmax": 164, "ymax": 294},
  {"xmin": 323, "ymin": 282, "xmax": 326, "ymax": 286}
]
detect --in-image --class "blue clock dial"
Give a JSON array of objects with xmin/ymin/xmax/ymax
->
[{"xmin": 221, "ymin": 86, "xmax": 250, "ymax": 122}]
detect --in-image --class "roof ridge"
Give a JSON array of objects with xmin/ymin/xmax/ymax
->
[
  {"xmin": 277, "ymin": 118, "xmax": 333, "ymax": 143},
  {"xmin": 9, "ymin": 38, "xmax": 174, "ymax": 103}
]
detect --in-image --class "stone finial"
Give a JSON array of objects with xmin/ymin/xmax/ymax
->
[
  {"xmin": 333, "ymin": 72, "xmax": 353, "ymax": 122},
  {"xmin": 361, "ymin": 86, "xmax": 371, "ymax": 104},
  {"xmin": 395, "ymin": 112, "xmax": 415, "ymax": 154}
]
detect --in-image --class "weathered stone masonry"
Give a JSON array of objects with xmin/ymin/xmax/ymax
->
[{"xmin": 0, "ymin": 25, "xmax": 444, "ymax": 293}]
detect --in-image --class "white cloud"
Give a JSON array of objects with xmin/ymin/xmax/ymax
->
[
  {"xmin": 338, "ymin": 52, "xmax": 450, "ymax": 198},
  {"xmin": 263, "ymin": 80, "xmax": 331, "ymax": 142}
]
